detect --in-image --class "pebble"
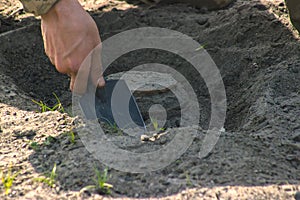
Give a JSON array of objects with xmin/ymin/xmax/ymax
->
[
  {"xmin": 73, "ymin": 162, "xmax": 79, "ymax": 167},
  {"xmin": 55, "ymin": 186, "xmax": 60, "ymax": 193},
  {"xmin": 21, "ymin": 143, "xmax": 27, "ymax": 148},
  {"xmin": 41, "ymin": 149, "xmax": 55, "ymax": 155},
  {"xmin": 196, "ymin": 17, "xmax": 208, "ymax": 25},
  {"xmin": 141, "ymin": 135, "xmax": 150, "ymax": 141}
]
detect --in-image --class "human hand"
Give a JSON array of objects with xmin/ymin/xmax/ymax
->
[{"xmin": 41, "ymin": 0, "xmax": 105, "ymax": 94}]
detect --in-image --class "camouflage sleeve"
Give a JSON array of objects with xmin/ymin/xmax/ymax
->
[{"xmin": 19, "ymin": 0, "xmax": 59, "ymax": 16}]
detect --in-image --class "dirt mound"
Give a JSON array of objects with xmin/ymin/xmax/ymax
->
[{"xmin": 0, "ymin": 0, "xmax": 299, "ymax": 199}]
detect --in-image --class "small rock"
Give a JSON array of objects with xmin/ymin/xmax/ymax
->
[
  {"xmin": 55, "ymin": 186, "xmax": 60, "ymax": 193},
  {"xmin": 286, "ymin": 154, "xmax": 296, "ymax": 161},
  {"xmin": 141, "ymin": 135, "xmax": 150, "ymax": 141},
  {"xmin": 196, "ymin": 17, "xmax": 208, "ymax": 25},
  {"xmin": 21, "ymin": 143, "xmax": 27, "ymax": 148},
  {"xmin": 42, "ymin": 149, "xmax": 55, "ymax": 155},
  {"xmin": 8, "ymin": 91, "xmax": 17, "ymax": 98},
  {"xmin": 159, "ymin": 179, "xmax": 170, "ymax": 186},
  {"xmin": 73, "ymin": 162, "xmax": 79, "ymax": 167}
]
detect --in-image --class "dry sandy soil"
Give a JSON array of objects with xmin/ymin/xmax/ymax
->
[{"xmin": 0, "ymin": 0, "xmax": 300, "ymax": 199}]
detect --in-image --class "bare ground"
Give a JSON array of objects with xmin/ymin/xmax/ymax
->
[{"xmin": 0, "ymin": 0, "xmax": 300, "ymax": 199}]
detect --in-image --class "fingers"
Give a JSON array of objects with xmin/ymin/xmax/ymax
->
[
  {"xmin": 71, "ymin": 51, "xmax": 91, "ymax": 94},
  {"xmin": 41, "ymin": 13, "xmax": 104, "ymax": 95},
  {"xmin": 97, "ymin": 76, "xmax": 105, "ymax": 88},
  {"xmin": 70, "ymin": 71, "xmax": 104, "ymax": 93},
  {"xmin": 90, "ymin": 44, "xmax": 105, "ymax": 88},
  {"xmin": 70, "ymin": 44, "xmax": 105, "ymax": 94}
]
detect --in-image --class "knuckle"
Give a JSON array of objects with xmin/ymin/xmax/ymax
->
[{"xmin": 55, "ymin": 60, "xmax": 68, "ymax": 74}]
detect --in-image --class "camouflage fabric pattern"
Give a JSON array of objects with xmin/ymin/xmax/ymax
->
[{"xmin": 20, "ymin": 0, "xmax": 59, "ymax": 15}]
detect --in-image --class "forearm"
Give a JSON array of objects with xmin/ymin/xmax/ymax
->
[{"xmin": 19, "ymin": 0, "xmax": 59, "ymax": 15}]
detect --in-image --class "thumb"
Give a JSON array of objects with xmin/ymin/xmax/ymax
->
[
  {"xmin": 71, "ymin": 43, "xmax": 105, "ymax": 94},
  {"xmin": 71, "ymin": 54, "xmax": 91, "ymax": 95},
  {"xmin": 90, "ymin": 43, "xmax": 105, "ymax": 88},
  {"xmin": 69, "ymin": 72, "xmax": 76, "ymax": 92}
]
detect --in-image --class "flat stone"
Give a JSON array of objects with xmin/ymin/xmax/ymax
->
[{"xmin": 107, "ymin": 71, "xmax": 177, "ymax": 95}]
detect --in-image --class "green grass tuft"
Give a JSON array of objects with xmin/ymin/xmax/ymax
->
[
  {"xmin": 65, "ymin": 130, "xmax": 76, "ymax": 144},
  {"xmin": 43, "ymin": 136, "xmax": 56, "ymax": 146},
  {"xmin": 33, "ymin": 163, "xmax": 57, "ymax": 188},
  {"xmin": 29, "ymin": 141, "xmax": 40, "ymax": 151},
  {"xmin": 0, "ymin": 164, "xmax": 19, "ymax": 195},
  {"xmin": 32, "ymin": 93, "xmax": 64, "ymax": 113},
  {"xmin": 150, "ymin": 117, "xmax": 165, "ymax": 132},
  {"xmin": 80, "ymin": 167, "xmax": 113, "ymax": 195}
]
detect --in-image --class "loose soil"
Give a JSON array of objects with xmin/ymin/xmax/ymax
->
[{"xmin": 0, "ymin": 0, "xmax": 300, "ymax": 199}]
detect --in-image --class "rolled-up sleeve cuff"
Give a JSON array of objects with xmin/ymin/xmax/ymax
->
[{"xmin": 20, "ymin": 0, "xmax": 59, "ymax": 15}]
